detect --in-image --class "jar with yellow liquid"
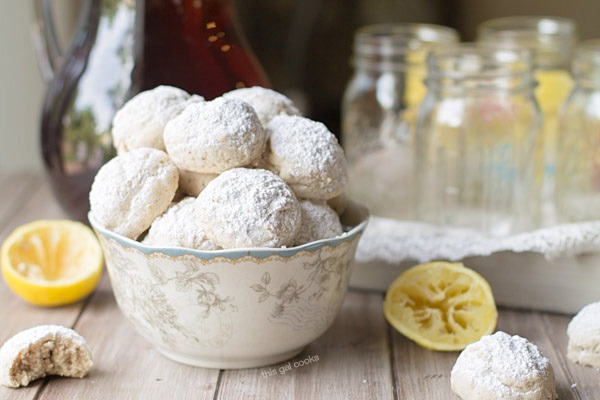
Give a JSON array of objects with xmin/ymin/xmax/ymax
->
[
  {"xmin": 555, "ymin": 40, "xmax": 600, "ymax": 222},
  {"xmin": 341, "ymin": 23, "xmax": 459, "ymax": 220},
  {"xmin": 415, "ymin": 45, "xmax": 541, "ymax": 235},
  {"xmin": 477, "ymin": 17, "xmax": 577, "ymax": 221}
]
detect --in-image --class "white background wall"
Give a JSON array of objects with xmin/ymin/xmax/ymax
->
[{"xmin": 0, "ymin": 1, "xmax": 78, "ymax": 173}]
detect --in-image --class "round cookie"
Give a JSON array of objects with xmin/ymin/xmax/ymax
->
[
  {"xmin": 178, "ymin": 169, "xmax": 218, "ymax": 197},
  {"xmin": 89, "ymin": 147, "xmax": 178, "ymax": 239},
  {"xmin": 112, "ymin": 85, "xmax": 202, "ymax": 153},
  {"xmin": 196, "ymin": 168, "xmax": 301, "ymax": 249},
  {"xmin": 267, "ymin": 115, "xmax": 348, "ymax": 200},
  {"xmin": 143, "ymin": 197, "xmax": 219, "ymax": 250},
  {"xmin": 451, "ymin": 331, "xmax": 556, "ymax": 400},
  {"xmin": 223, "ymin": 86, "xmax": 301, "ymax": 126},
  {"xmin": 295, "ymin": 199, "xmax": 343, "ymax": 246},
  {"xmin": 567, "ymin": 301, "xmax": 600, "ymax": 368},
  {"xmin": 164, "ymin": 97, "xmax": 266, "ymax": 174}
]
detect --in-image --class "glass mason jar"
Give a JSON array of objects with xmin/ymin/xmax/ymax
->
[
  {"xmin": 415, "ymin": 45, "xmax": 541, "ymax": 235},
  {"xmin": 555, "ymin": 40, "xmax": 600, "ymax": 222},
  {"xmin": 341, "ymin": 23, "xmax": 459, "ymax": 220},
  {"xmin": 477, "ymin": 17, "xmax": 577, "ymax": 213}
]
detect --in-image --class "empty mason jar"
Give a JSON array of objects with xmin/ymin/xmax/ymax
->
[
  {"xmin": 555, "ymin": 40, "xmax": 600, "ymax": 222},
  {"xmin": 477, "ymin": 16, "xmax": 577, "ymax": 213},
  {"xmin": 415, "ymin": 44, "xmax": 541, "ymax": 235},
  {"xmin": 342, "ymin": 23, "xmax": 459, "ymax": 220}
]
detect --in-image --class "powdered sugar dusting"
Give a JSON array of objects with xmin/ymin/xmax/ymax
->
[
  {"xmin": 451, "ymin": 331, "xmax": 556, "ymax": 399},
  {"xmin": 178, "ymin": 169, "xmax": 218, "ymax": 197},
  {"xmin": 196, "ymin": 168, "xmax": 301, "ymax": 248},
  {"xmin": 267, "ymin": 115, "xmax": 347, "ymax": 200},
  {"xmin": 143, "ymin": 197, "xmax": 219, "ymax": 250},
  {"xmin": 223, "ymin": 86, "xmax": 301, "ymax": 126},
  {"xmin": 567, "ymin": 301, "xmax": 600, "ymax": 367},
  {"xmin": 98, "ymin": 86, "xmax": 352, "ymax": 250},
  {"xmin": 295, "ymin": 199, "xmax": 343, "ymax": 245},
  {"xmin": 89, "ymin": 147, "xmax": 178, "ymax": 239},
  {"xmin": 568, "ymin": 301, "xmax": 600, "ymax": 340},
  {"xmin": 164, "ymin": 97, "xmax": 266, "ymax": 173},
  {"xmin": 112, "ymin": 85, "xmax": 194, "ymax": 153}
]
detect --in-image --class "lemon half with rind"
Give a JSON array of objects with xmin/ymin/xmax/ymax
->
[
  {"xmin": 1, "ymin": 220, "xmax": 103, "ymax": 307},
  {"xmin": 384, "ymin": 261, "xmax": 497, "ymax": 351}
]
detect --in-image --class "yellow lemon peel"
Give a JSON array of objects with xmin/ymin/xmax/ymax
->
[{"xmin": 1, "ymin": 220, "xmax": 103, "ymax": 306}]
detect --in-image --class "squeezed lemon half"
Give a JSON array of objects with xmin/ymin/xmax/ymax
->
[
  {"xmin": 1, "ymin": 220, "xmax": 103, "ymax": 307},
  {"xmin": 383, "ymin": 261, "xmax": 497, "ymax": 351}
]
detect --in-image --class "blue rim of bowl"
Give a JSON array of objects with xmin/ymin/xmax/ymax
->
[{"xmin": 88, "ymin": 211, "xmax": 369, "ymax": 260}]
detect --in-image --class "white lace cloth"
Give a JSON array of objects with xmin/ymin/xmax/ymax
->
[{"xmin": 356, "ymin": 216, "xmax": 600, "ymax": 265}]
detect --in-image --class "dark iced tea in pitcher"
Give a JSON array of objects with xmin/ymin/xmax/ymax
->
[{"xmin": 39, "ymin": 0, "xmax": 268, "ymax": 222}]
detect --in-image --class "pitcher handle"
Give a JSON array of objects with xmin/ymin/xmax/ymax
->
[{"xmin": 31, "ymin": 0, "xmax": 64, "ymax": 82}]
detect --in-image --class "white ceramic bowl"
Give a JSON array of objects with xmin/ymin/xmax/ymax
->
[{"xmin": 89, "ymin": 201, "xmax": 368, "ymax": 369}]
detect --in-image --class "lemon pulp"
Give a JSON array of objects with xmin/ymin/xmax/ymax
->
[
  {"xmin": 383, "ymin": 261, "xmax": 497, "ymax": 351},
  {"xmin": 1, "ymin": 220, "xmax": 103, "ymax": 306}
]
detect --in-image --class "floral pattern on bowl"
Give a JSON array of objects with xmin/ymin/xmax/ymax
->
[{"xmin": 90, "ymin": 201, "xmax": 368, "ymax": 369}]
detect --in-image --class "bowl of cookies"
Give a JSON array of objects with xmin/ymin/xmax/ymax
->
[{"xmin": 88, "ymin": 86, "xmax": 368, "ymax": 369}]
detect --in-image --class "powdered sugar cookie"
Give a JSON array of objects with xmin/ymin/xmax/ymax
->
[
  {"xmin": 178, "ymin": 169, "xmax": 218, "ymax": 197},
  {"xmin": 267, "ymin": 115, "xmax": 347, "ymax": 200},
  {"xmin": 197, "ymin": 168, "xmax": 301, "ymax": 248},
  {"xmin": 0, "ymin": 325, "xmax": 93, "ymax": 388},
  {"xmin": 327, "ymin": 193, "xmax": 349, "ymax": 216},
  {"xmin": 249, "ymin": 149, "xmax": 275, "ymax": 170},
  {"xmin": 567, "ymin": 301, "xmax": 600, "ymax": 368},
  {"xmin": 143, "ymin": 197, "xmax": 219, "ymax": 250},
  {"xmin": 295, "ymin": 199, "xmax": 343, "ymax": 246},
  {"xmin": 451, "ymin": 331, "xmax": 556, "ymax": 400},
  {"xmin": 112, "ymin": 85, "xmax": 203, "ymax": 153},
  {"xmin": 89, "ymin": 147, "xmax": 178, "ymax": 239},
  {"xmin": 223, "ymin": 86, "xmax": 301, "ymax": 126},
  {"xmin": 164, "ymin": 98, "xmax": 266, "ymax": 174}
]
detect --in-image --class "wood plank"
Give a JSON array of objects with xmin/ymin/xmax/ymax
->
[
  {"xmin": 38, "ymin": 275, "xmax": 220, "ymax": 400},
  {"xmin": 215, "ymin": 291, "xmax": 395, "ymax": 400},
  {"xmin": 542, "ymin": 313, "xmax": 600, "ymax": 400},
  {"xmin": 391, "ymin": 321, "xmax": 458, "ymax": 399},
  {"xmin": 0, "ymin": 176, "xmax": 86, "ymax": 400}
]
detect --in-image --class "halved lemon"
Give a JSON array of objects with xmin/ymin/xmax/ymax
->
[
  {"xmin": 383, "ymin": 261, "xmax": 497, "ymax": 351},
  {"xmin": 1, "ymin": 220, "xmax": 103, "ymax": 307}
]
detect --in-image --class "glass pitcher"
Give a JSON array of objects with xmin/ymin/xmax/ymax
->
[
  {"xmin": 415, "ymin": 44, "xmax": 541, "ymax": 235},
  {"xmin": 33, "ymin": 0, "xmax": 269, "ymax": 222}
]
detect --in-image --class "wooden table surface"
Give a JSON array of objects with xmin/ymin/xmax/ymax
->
[{"xmin": 0, "ymin": 171, "xmax": 599, "ymax": 400}]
